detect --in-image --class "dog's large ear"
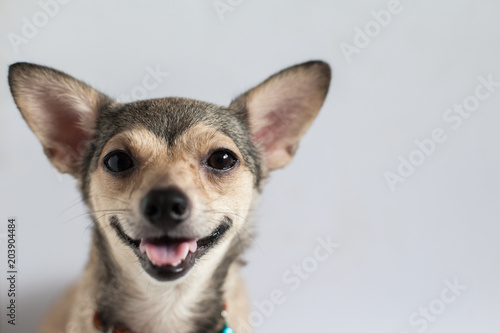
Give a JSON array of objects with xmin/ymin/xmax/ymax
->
[
  {"xmin": 230, "ymin": 61, "xmax": 331, "ymax": 171},
  {"xmin": 8, "ymin": 63, "xmax": 113, "ymax": 177}
]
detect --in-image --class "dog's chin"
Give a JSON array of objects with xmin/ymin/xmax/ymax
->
[{"xmin": 110, "ymin": 217, "xmax": 231, "ymax": 281}]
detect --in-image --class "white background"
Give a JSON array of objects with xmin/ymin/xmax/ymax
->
[{"xmin": 1, "ymin": 0, "xmax": 499, "ymax": 332}]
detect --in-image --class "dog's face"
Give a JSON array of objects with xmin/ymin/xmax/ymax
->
[
  {"xmin": 87, "ymin": 102, "xmax": 259, "ymax": 281},
  {"xmin": 8, "ymin": 61, "xmax": 330, "ymax": 282}
]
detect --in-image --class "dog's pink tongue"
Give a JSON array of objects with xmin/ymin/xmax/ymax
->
[{"xmin": 139, "ymin": 239, "xmax": 197, "ymax": 266}]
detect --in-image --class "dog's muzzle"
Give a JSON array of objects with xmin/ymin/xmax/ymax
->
[{"xmin": 109, "ymin": 187, "xmax": 231, "ymax": 281}]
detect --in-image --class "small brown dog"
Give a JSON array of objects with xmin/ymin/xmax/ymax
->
[{"xmin": 8, "ymin": 60, "xmax": 331, "ymax": 332}]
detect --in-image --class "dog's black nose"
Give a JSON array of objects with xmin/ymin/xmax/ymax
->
[{"xmin": 141, "ymin": 188, "xmax": 190, "ymax": 230}]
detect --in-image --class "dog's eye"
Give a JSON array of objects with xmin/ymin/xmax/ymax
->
[
  {"xmin": 207, "ymin": 150, "xmax": 238, "ymax": 171},
  {"xmin": 104, "ymin": 151, "xmax": 134, "ymax": 173}
]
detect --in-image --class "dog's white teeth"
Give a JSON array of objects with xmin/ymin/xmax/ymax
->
[
  {"xmin": 180, "ymin": 246, "xmax": 190, "ymax": 261},
  {"xmin": 171, "ymin": 260, "xmax": 182, "ymax": 267},
  {"xmin": 145, "ymin": 248, "xmax": 155, "ymax": 263}
]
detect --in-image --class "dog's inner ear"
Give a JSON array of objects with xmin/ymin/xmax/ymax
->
[
  {"xmin": 230, "ymin": 61, "xmax": 331, "ymax": 171},
  {"xmin": 8, "ymin": 63, "xmax": 113, "ymax": 177}
]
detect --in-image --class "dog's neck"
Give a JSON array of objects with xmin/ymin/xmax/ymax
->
[{"xmin": 90, "ymin": 226, "xmax": 239, "ymax": 333}]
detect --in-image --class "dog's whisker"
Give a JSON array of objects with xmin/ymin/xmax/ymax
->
[
  {"xmin": 199, "ymin": 209, "xmax": 252, "ymax": 222},
  {"xmin": 93, "ymin": 213, "xmax": 117, "ymax": 224},
  {"xmin": 87, "ymin": 194, "xmax": 131, "ymax": 206},
  {"xmin": 63, "ymin": 209, "xmax": 132, "ymax": 224},
  {"xmin": 81, "ymin": 213, "xmax": 119, "ymax": 238},
  {"xmin": 56, "ymin": 197, "xmax": 86, "ymax": 217},
  {"xmin": 82, "ymin": 221, "xmax": 95, "ymax": 238}
]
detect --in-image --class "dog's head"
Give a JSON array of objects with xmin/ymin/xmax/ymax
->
[{"xmin": 8, "ymin": 61, "xmax": 330, "ymax": 281}]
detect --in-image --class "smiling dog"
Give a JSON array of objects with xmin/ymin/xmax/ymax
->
[{"xmin": 8, "ymin": 60, "xmax": 331, "ymax": 332}]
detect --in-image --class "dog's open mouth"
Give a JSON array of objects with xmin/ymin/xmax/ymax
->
[
  {"xmin": 110, "ymin": 217, "xmax": 231, "ymax": 281},
  {"xmin": 140, "ymin": 237, "xmax": 198, "ymax": 267}
]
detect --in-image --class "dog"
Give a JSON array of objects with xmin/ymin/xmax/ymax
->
[{"xmin": 8, "ymin": 60, "xmax": 331, "ymax": 333}]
